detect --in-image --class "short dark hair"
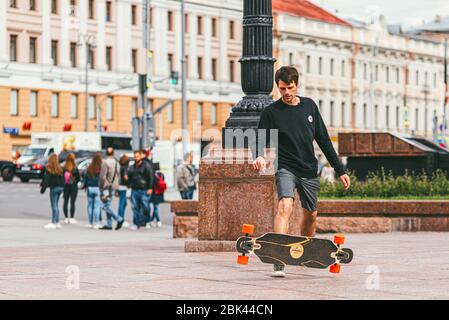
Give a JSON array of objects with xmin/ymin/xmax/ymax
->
[{"xmin": 275, "ymin": 66, "xmax": 299, "ymax": 86}]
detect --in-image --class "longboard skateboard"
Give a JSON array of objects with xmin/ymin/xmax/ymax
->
[{"xmin": 236, "ymin": 224, "xmax": 354, "ymax": 273}]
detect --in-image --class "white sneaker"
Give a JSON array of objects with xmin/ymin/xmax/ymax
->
[
  {"xmin": 86, "ymin": 224, "xmax": 93, "ymax": 229},
  {"xmin": 93, "ymin": 224, "xmax": 101, "ymax": 229},
  {"xmin": 44, "ymin": 223, "xmax": 57, "ymax": 229},
  {"xmin": 56, "ymin": 223, "xmax": 62, "ymax": 229},
  {"xmin": 157, "ymin": 221, "xmax": 162, "ymax": 228},
  {"xmin": 123, "ymin": 221, "xmax": 130, "ymax": 228},
  {"xmin": 70, "ymin": 218, "xmax": 78, "ymax": 224},
  {"xmin": 130, "ymin": 225, "xmax": 139, "ymax": 231},
  {"xmin": 145, "ymin": 223, "xmax": 152, "ymax": 229},
  {"xmin": 151, "ymin": 221, "xmax": 157, "ymax": 228},
  {"xmin": 271, "ymin": 265, "xmax": 286, "ymax": 278},
  {"xmin": 64, "ymin": 218, "xmax": 70, "ymax": 224}
]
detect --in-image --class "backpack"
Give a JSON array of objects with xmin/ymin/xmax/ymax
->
[{"xmin": 154, "ymin": 172, "xmax": 167, "ymax": 195}]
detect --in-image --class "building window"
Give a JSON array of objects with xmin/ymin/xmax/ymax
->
[
  {"xmin": 212, "ymin": 18, "xmax": 217, "ymax": 37},
  {"xmin": 10, "ymin": 89, "xmax": 18, "ymax": 116},
  {"xmin": 51, "ymin": 40, "xmax": 58, "ymax": 66},
  {"xmin": 10, "ymin": 0, "xmax": 17, "ymax": 9},
  {"xmin": 106, "ymin": 46, "xmax": 112, "ymax": 71},
  {"xmin": 396, "ymin": 67, "xmax": 400, "ymax": 84},
  {"xmin": 425, "ymin": 71, "xmax": 428, "ymax": 85},
  {"xmin": 70, "ymin": 0, "xmax": 77, "ymax": 16},
  {"xmin": 425, "ymin": 107, "xmax": 428, "ymax": 133},
  {"xmin": 289, "ymin": 53, "xmax": 293, "ymax": 65},
  {"xmin": 318, "ymin": 57, "xmax": 322, "ymax": 75},
  {"xmin": 167, "ymin": 102, "xmax": 173, "ymax": 123},
  {"xmin": 106, "ymin": 1, "xmax": 112, "ymax": 22},
  {"xmin": 70, "ymin": 42, "xmax": 77, "ymax": 67},
  {"xmin": 374, "ymin": 105, "xmax": 379, "ymax": 129},
  {"xmin": 10, "ymin": 35, "xmax": 17, "ymax": 62},
  {"xmin": 330, "ymin": 101, "xmax": 334, "ymax": 126},
  {"xmin": 89, "ymin": 95, "xmax": 96, "ymax": 119},
  {"xmin": 229, "ymin": 59, "xmax": 235, "ymax": 82},
  {"xmin": 168, "ymin": 11, "xmax": 173, "ymax": 31},
  {"xmin": 386, "ymin": 105, "xmax": 390, "ymax": 129},
  {"xmin": 89, "ymin": 0, "xmax": 95, "ymax": 19},
  {"xmin": 229, "ymin": 21, "xmax": 235, "ymax": 39},
  {"xmin": 30, "ymin": 91, "xmax": 38, "ymax": 117},
  {"xmin": 434, "ymin": 73, "xmax": 437, "ymax": 88},
  {"xmin": 415, "ymin": 108, "xmax": 419, "ymax": 131},
  {"xmin": 168, "ymin": 53, "xmax": 174, "ymax": 73},
  {"xmin": 132, "ymin": 49, "xmax": 137, "ymax": 73},
  {"xmin": 71, "ymin": 94, "xmax": 78, "ymax": 119},
  {"xmin": 386, "ymin": 66, "xmax": 390, "ymax": 83},
  {"xmin": 211, "ymin": 104, "xmax": 217, "ymax": 125},
  {"xmin": 197, "ymin": 57, "xmax": 203, "ymax": 79},
  {"xmin": 106, "ymin": 97, "xmax": 113, "ymax": 120},
  {"xmin": 306, "ymin": 56, "xmax": 311, "ymax": 73},
  {"xmin": 197, "ymin": 16, "xmax": 202, "ymax": 35},
  {"xmin": 363, "ymin": 103, "xmax": 367, "ymax": 129},
  {"xmin": 197, "ymin": 103, "xmax": 203, "ymax": 125},
  {"xmin": 318, "ymin": 100, "xmax": 323, "ymax": 113},
  {"xmin": 51, "ymin": 0, "xmax": 58, "ymax": 14},
  {"xmin": 375, "ymin": 65, "xmax": 379, "ymax": 82},
  {"xmin": 88, "ymin": 47, "xmax": 95, "ymax": 69},
  {"xmin": 51, "ymin": 93, "xmax": 59, "ymax": 118},
  {"xmin": 396, "ymin": 106, "xmax": 400, "ymax": 129},
  {"xmin": 341, "ymin": 60, "xmax": 345, "ymax": 77},
  {"xmin": 363, "ymin": 63, "xmax": 367, "ymax": 80},
  {"xmin": 212, "ymin": 58, "xmax": 217, "ymax": 81},
  {"xmin": 29, "ymin": 0, "xmax": 36, "ymax": 11},
  {"xmin": 341, "ymin": 102, "xmax": 345, "ymax": 128},
  {"xmin": 415, "ymin": 70, "xmax": 419, "ymax": 86},
  {"xmin": 330, "ymin": 58, "xmax": 334, "ymax": 76},
  {"xmin": 131, "ymin": 5, "xmax": 137, "ymax": 25},
  {"xmin": 184, "ymin": 14, "xmax": 189, "ymax": 33},
  {"xmin": 29, "ymin": 37, "xmax": 37, "ymax": 63}
]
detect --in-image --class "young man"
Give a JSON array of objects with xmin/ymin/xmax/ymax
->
[
  {"xmin": 252, "ymin": 66, "xmax": 351, "ymax": 277},
  {"xmin": 127, "ymin": 150, "xmax": 154, "ymax": 230}
]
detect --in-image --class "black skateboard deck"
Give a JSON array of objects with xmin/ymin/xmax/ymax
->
[{"xmin": 236, "ymin": 225, "xmax": 354, "ymax": 273}]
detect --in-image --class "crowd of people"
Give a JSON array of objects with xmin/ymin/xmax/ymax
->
[{"xmin": 38, "ymin": 147, "xmax": 199, "ymax": 231}]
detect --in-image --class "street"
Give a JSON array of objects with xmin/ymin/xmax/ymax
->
[
  {"xmin": 0, "ymin": 179, "xmax": 449, "ymax": 300},
  {"xmin": 0, "ymin": 178, "xmax": 176, "ymax": 225}
]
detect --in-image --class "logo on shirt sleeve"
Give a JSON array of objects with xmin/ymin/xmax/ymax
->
[{"xmin": 308, "ymin": 115, "xmax": 313, "ymax": 123}]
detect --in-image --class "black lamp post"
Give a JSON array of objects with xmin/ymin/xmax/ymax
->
[{"xmin": 222, "ymin": 0, "xmax": 276, "ymax": 148}]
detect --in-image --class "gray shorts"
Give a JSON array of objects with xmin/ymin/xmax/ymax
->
[{"xmin": 275, "ymin": 168, "xmax": 320, "ymax": 212}]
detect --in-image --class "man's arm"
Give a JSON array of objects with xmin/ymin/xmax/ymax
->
[
  {"xmin": 99, "ymin": 162, "xmax": 107, "ymax": 190},
  {"xmin": 314, "ymin": 104, "xmax": 345, "ymax": 177}
]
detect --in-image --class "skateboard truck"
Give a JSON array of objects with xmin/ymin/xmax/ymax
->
[{"xmin": 237, "ymin": 224, "xmax": 255, "ymax": 265}]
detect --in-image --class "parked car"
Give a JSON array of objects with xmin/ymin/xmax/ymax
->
[
  {"xmin": 15, "ymin": 156, "xmax": 48, "ymax": 183},
  {"xmin": 0, "ymin": 160, "xmax": 16, "ymax": 182}
]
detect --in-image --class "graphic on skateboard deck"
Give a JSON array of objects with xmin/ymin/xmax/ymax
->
[{"xmin": 236, "ymin": 224, "xmax": 354, "ymax": 273}]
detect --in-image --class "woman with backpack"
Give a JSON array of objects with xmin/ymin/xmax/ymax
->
[
  {"xmin": 62, "ymin": 153, "xmax": 80, "ymax": 224},
  {"xmin": 150, "ymin": 170, "xmax": 166, "ymax": 227},
  {"xmin": 84, "ymin": 152, "xmax": 102, "ymax": 229},
  {"xmin": 117, "ymin": 154, "xmax": 130, "ymax": 226},
  {"xmin": 40, "ymin": 153, "xmax": 65, "ymax": 229}
]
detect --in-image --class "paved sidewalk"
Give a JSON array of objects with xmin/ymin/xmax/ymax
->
[{"xmin": 0, "ymin": 218, "xmax": 448, "ymax": 300}]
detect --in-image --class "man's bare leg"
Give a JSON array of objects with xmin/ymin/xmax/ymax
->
[
  {"xmin": 274, "ymin": 197, "xmax": 294, "ymax": 234},
  {"xmin": 300, "ymin": 209, "xmax": 318, "ymax": 237}
]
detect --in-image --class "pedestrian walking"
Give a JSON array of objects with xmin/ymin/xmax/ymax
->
[
  {"xmin": 252, "ymin": 66, "xmax": 350, "ymax": 277},
  {"xmin": 40, "ymin": 153, "xmax": 64, "ymax": 229},
  {"xmin": 176, "ymin": 152, "xmax": 196, "ymax": 200},
  {"xmin": 150, "ymin": 169, "xmax": 167, "ymax": 227},
  {"xmin": 142, "ymin": 149, "xmax": 155, "ymax": 228},
  {"xmin": 127, "ymin": 150, "xmax": 153, "ymax": 230},
  {"xmin": 99, "ymin": 147, "xmax": 124, "ymax": 230},
  {"xmin": 84, "ymin": 152, "xmax": 102, "ymax": 229},
  {"xmin": 62, "ymin": 153, "xmax": 81, "ymax": 224},
  {"xmin": 117, "ymin": 154, "xmax": 130, "ymax": 227}
]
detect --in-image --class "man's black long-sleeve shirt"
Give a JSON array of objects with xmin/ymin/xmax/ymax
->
[
  {"xmin": 127, "ymin": 160, "xmax": 154, "ymax": 190},
  {"xmin": 256, "ymin": 97, "xmax": 345, "ymax": 179}
]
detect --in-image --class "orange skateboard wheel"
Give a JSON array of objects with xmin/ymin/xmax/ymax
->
[
  {"xmin": 237, "ymin": 255, "xmax": 249, "ymax": 265},
  {"xmin": 242, "ymin": 224, "xmax": 254, "ymax": 235},
  {"xmin": 334, "ymin": 234, "xmax": 345, "ymax": 245},
  {"xmin": 329, "ymin": 263, "xmax": 341, "ymax": 273}
]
